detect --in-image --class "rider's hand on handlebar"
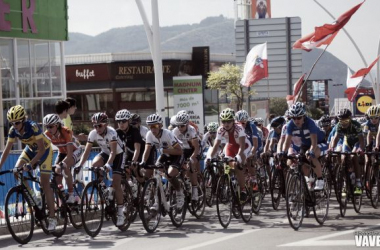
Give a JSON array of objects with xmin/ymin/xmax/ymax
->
[
  {"xmin": 23, "ymin": 163, "xmax": 33, "ymax": 172},
  {"xmin": 74, "ymin": 165, "xmax": 82, "ymax": 174},
  {"xmin": 104, "ymin": 163, "xmax": 112, "ymax": 172}
]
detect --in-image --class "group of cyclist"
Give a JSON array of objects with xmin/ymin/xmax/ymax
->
[{"xmin": 0, "ymin": 98, "xmax": 379, "ymax": 236}]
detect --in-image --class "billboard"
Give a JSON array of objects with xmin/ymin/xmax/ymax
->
[{"xmin": 251, "ymin": 0, "xmax": 271, "ymax": 19}]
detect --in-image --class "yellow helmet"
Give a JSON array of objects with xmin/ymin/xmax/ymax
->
[
  {"xmin": 7, "ymin": 105, "xmax": 26, "ymax": 122},
  {"xmin": 366, "ymin": 105, "xmax": 380, "ymax": 118}
]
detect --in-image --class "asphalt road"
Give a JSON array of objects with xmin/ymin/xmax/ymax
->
[{"xmin": 1, "ymin": 197, "xmax": 379, "ymax": 250}]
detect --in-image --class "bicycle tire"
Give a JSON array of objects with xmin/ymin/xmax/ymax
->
[
  {"xmin": 369, "ymin": 165, "xmax": 379, "ymax": 209},
  {"xmin": 313, "ymin": 175, "xmax": 330, "ymax": 225},
  {"xmin": 139, "ymin": 179, "xmax": 161, "ymax": 233},
  {"xmin": 203, "ymin": 168, "xmax": 215, "ymax": 207},
  {"xmin": 68, "ymin": 181, "xmax": 84, "ymax": 229},
  {"xmin": 239, "ymin": 183, "xmax": 252, "ymax": 223},
  {"xmin": 352, "ymin": 185, "xmax": 363, "ymax": 214},
  {"xmin": 252, "ymin": 175, "xmax": 263, "ymax": 215},
  {"xmin": 36, "ymin": 188, "xmax": 50, "ymax": 235},
  {"xmin": 116, "ymin": 179, "xmax": 134, "ymax": 231},
  {"xmin": 216, "ymin": 175, "xmax": 232, "ymax": 228},
  {"xmin": 190, "ymin": 173, "xmax": 206, "ymax": 219},
  {"xmin": 81, "ymin": 181, "xmax": 104, "ymax": 237},
  {"xmin": 5, "ymin": 186, "xmax": 34, "ymax": 245},
  {"xmin": 336, "ymin": 167, "xmax": 347, "ymax": 217},
  {"xmin": 50, "ymin": 187, "xmax": 68, "ymax": 237},
  {"xmin": 270, "ymin": 169, "xmax": 282, "ymax": 210},
  {"xmin": 286, "ymin": 174, "xmax": 305, "ymax": 230},
  {"xmin": 169, "ymin": 180, "xmax": 187, "ymax": 228}
]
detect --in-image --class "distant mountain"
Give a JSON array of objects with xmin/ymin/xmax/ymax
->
[{"xmin": 66, "ymin": 15, "xmax": 372, "ymax": 106}]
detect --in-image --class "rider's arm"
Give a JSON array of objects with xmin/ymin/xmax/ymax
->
[
  {"xmin": 358, "ymin": 134, "xmax": 365, "ymax": 150},
  {"xmin": 141, "ymin": 144, "xmax": 152, "ymax": 163},
  {"xmin": 282, "ymin": 135, "xmax": 292, "ymax": 153},
  {"xmin": 132, "ymin": 142, "xmax": 141, "ymax": 162},
  {"xmin": 309, "ymin": 133, "xmax": 318, "ymax": 152},
  {"xmin": 209, "ymin": 139, "xmax": 221, "ymax": 159},
  {"xmin": 30, "ymin": 138, "xmax": 47, "ymax": 167},
  {"xmin": 106, "ymin": 140, "xmax": 118, "ymax": 166},
  {"xmin": 376, "ymin": 128, "xmax": 380, "ymax": 149},
  {"xmin": 190, "ymin": 138, "xmax": 200, "ymax": 159},
  {"xmin": 237, "ymin": 136, "xmax": 246, "ymax": 162},
  {"xmin": 251, "ymin": 136, "xmax": 258, "ymax": 155},
  {"xmin": 0, "ymin": 140, "xmax": 14, "ymax": 170},
  {"xmin": 78, "ymin": 142, "xmax": 93, "ymax": 167},
  {"xmin": 163, "ymin": 143, "xmax": 183, "ymax": 156}
]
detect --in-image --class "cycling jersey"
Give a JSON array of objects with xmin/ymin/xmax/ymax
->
[
  {"xmin": 281, "ymin": 123, "xmax": 302, "ymax": 151},
  {"xmin": 217, "ymin": 124, "xmax": 250, "ymax": 158},
  {"xmin": 139, "ymin": 125, "xmax": 149, "ymax": 140},
  {"xmin": 286, "ymin": 117, "xmax": 326, "ymax": 146},
  {"xmin": 268, "ymin": 129, "xmax": 281, "ymax": 152},
  {"xmin": 173, "ymin": 125, "xmax": 198, "ymax": 150},
  {"xmin": 244, "ymin": 121, "xmax": 261, "ymax": 148},
  {"xmin": 45, "ymin": 126, "xmax": 77, "ymax": 154},
  {"xmin": 87, "ymin": 126, "xmax": 124, "ymax": 155},
  {"xmin": 146, "ymin": 129, "xmax": 180, "ymax": 152},
  {"xmin": 336, "ymin": 119, "xmax": 362, "ymax": 148},
  {"xmin": 363, "ymin": 120, "xmax": 378, "ymax": 138},
  {"xmin": 8, "ymin": 120, "xmax": 51, "ymax": 151},
  {"xmin": 201, "ymin": 132, "xmax": 215, "ymax": 148},
  {"xmin": 116, "ymin": 126, "xmax": 144, "ymax": 160}
]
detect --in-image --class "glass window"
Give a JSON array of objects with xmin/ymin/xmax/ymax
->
[
  {"xmin": 30, "ymin": 41, "xmax": 50, "ymax": 98},
  {"xmin": 0, "ymin": 38, "xmax": 15, "ymax": 99},
  {"xmin": 50, "ymin": 42, "xmax": 62, "ymax": 97},
  {"xmin": 17, "ymin": 40, "xmax": 33, "ymax": 98}
]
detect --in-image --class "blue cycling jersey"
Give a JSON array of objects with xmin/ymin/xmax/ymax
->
[
  {"xmin": 286, "ymin": 117, "xmax": 326, "ymax": 146},
  {"xmin": 244, "ymin": 121, "xmax": 261, "ymax": 149}
]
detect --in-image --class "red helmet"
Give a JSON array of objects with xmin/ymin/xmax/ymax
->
[{"xmin": 91, "ymin": 112, "xmax": 108, "ymax": 124}]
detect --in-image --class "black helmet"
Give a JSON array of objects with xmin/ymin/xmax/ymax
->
[
  {"xmin": 131, "ymin": 113, "xmax": 141, "ymax": 123},
  {"xmin": 270, "ymin": 116, "xmax": 286, "ymax": 128},
  {"xmin": 337, "ymin": 108, "xmax": 352, "ymax": 120},
  {"xmin": 319, "ymin": 115, "xmax": 331, "ymax": 127}
]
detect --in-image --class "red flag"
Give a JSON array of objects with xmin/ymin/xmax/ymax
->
[
  {"xmin": 293, "ymin": 1, "xmax": 364, "ymax": 51},
  {"xmin": 345, "ymin": 67, "xmax": 363, "ymax": 101},
  {"xmin": 286, "ymin": 73, "xmax": 306, "ymax": 103},
  {"xmin": 241, "ymin": 43, "xmax": 268, "ymax": 87},
  {"xmin": 351, "ymin": 55, "xmax": 380, "ymax": 78}
]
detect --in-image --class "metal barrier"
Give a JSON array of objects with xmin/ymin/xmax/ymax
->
[{"xmin": 0, "ymin": 148, "xmax": 101, "ymax": 230}]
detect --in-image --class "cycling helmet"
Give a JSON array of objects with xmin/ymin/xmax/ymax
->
[
  {"xmin": 367, "ymin": 105, "xmax": 380, "ymax": 118},
  {"xmin": 207, "ymin": 122, "xmax": 219, "ymax": 132},
  {"xmin": 284, "ymin": 110, "xmax": 290, "ymax": 118},
  {"xmin": 337, "ymin": 108, "xmax": 352, "ymax": 120},
  {"xmin": 270, "ymin": 116, "xmax": 286, "ymax": 128},
  {"xmin": 43, "ymin": 114, "xmax": 61, "ymax": 126},
  {"xmin": 115, "ymin": 109, "xmax": 131, "ymax": 121},
  {"xmin": 7, "ymin": 105, "xmax": 26, "ymax": 122},
  {"xmin": 131, "ymin": 113, "xmax": 141, "ymax": 123},
  {"xmin": 91, "ymin": 112, "xmax": 108, "ymax": 124},
  {"xmin": 146, "ymin": 114, "xmax": 163, "ymax": 125},
  {"xmin": 170, "ymin": 115, "xmax": 177, "ymax": 126},
  {"xmin": 288, "ymin": 102, "xmax": 306, "ymax": 117},
  {"xmin": 319, "ymin": 115, "xmax": 331, "ymax": 127},
  {"xmin": 358, "ymin": 117, "xmax": 367, "ymax": 124},
  {"xmin": 235, "ymin": 110, "xmax": 249, "ymax": 122},
  {"xmin": 220, "ymin": 108, "xmax": 235, "ymax": 121},
  {"xmin": 255, "ymin": 117, "xmax": 264, "ymax": 125},
  {"xmin": 175, "ymin": 112, "xmax": 189, "ymax": 125}
]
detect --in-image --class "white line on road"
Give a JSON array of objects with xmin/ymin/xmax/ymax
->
[{"xmin": 177, "ymin": 228, "xmax": 262, "ymax": 250}]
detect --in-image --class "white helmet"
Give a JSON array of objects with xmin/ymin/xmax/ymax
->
[
  {"xmin": 146, "ymin": 114, "xmax": 163, "ymax": 125},
  {"xmin": 235, "ymin": 110, "xmax": 249, "ymax": 122},
  {"xmin": 115, "ymin": 109, "xmax": 131, "ymax": 121},
  {"xmin": 288, "ymin": 102, "xmax": 306, "ymax": 117},
  {"xmin": 255, "ymin": 117, "xmax": 264, "ymax": 125},
  {"xmin": 43, "ymin": 114, "xmax": 61, "ymax": 126},
  {"xmin": 175, "ymin": 112, "xmax": 189, "ymax": 125},
  {"xmin": 170, "ymin": 115, "xmax": 177, "ymax": 126},
  {"xmin": 207, "ymin": 122, "xmax": 219, "ymax": 132}
]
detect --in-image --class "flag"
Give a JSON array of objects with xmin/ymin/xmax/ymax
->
[
  {"xmin": 351, "ymin": 55, "xmax": 380, "ymax": 78},
  {"xmin": 241, "ymin": 43, "xmax": 268, "ymax": 87},
  {"xmin": 293, "ymin": 1, "xmax": 364, "ymax": 51},
  {"xmin": 286, "ymin": 73, "xmax": 306, "ymax": 105},
  {"xmin": 345, "ymin": 67, "xmax": 363, "ymax": 101}
]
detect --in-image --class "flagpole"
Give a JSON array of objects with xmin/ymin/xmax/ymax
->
[
  {"xmin": 295, "ymin": 45, "xmax": 330, "ymax": 103},
  {"xmin": 349, "ymin": 75, "xmax": 366, "ymax": 103}
]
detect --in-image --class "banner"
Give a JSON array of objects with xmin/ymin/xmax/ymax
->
[{"xmin": 173, "ymin": 76, "xmax": 204, "ymax": 128}]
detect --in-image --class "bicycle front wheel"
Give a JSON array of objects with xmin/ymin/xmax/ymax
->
[
  {"xmin": 369, "ymin": 165, "xmax": 379, "ymax": 209},
  {"xmin": 81, "ymin": 181, "xmax": 104, "ymax": 237},
  {"xmin": 286, "ymin": 174, "xmax": 304, "ymax": 230},
  {"xmin": 203, "ymin": 168, "xmax": 215, "ymax": 207},
  {"xmin": 139, "ymin": 179, "xmax": 161, "ymax": 233},
  {"xmin": 50, "ymin": 187, "xmax": 68, "ymax": 238},
  {"xmin": 313, "ymin": 177, "xmax": 330, "ymax": 225},
  {"xmin": 216, "ymin": 175, "xmax": 232, "ymax": 228},
  {"xmin": 270, "ymin": 169, "xmax": 282, "ymax": 210},
  {"xmin": 190, "ymin": 173, "xmax": 206, "ymax": 219},
  {"xmin": 68, "ymin": 181, "xmax": 85, "ymax": 229},
  {"xmin": 5, "ymin": 186, "xmax": 34, "ymax": 245}
]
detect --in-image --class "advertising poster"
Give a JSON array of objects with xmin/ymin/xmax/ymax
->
[
  {"xmin": 173, "ymin": 76, "xmax": 204, "ymax": 128},
  {"xmin": 251, "ymin": 0, "xmax": 271, "ymax": 19}
]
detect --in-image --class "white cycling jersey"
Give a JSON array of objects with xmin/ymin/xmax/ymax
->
[
  {"xmin": 173, "ymin": 125, "xmax": 198, "ymax": 149},
  {"xmin": 87, "ymin": 126, "xmax": 123, "ymax": 155},
  {"xmin": 146, "ymin": 129, "xmax": 180, "ymax": 150},
  {"xmin": 140, "ymin": 125, "xmax": 149, "ymax": 140}
]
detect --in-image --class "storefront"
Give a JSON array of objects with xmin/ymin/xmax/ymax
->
[{"xmin": 0, "ymin": 0, "xmax": 68, "ymax": 145}]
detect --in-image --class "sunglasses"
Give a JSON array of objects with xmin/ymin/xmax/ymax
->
[
  {"xmin": 46, "ymin": 125, "xmax": 56, "ymax": 129},
  {"xmin": 11, "ymin": 121, "xmax": 22, "ymax": 126},
  {"xmin": 178, "ymin": 124, "xmax": 187, "ymax": 128},
  {"xmin": 93, "ymin": 124, "xmax": 104, "ymax": 129},
  {"xmin": 292, "ymin": 116, "xmax": 303, "ymax": 121},
  {"xmin": 149, "ymin": 124, "xmax": 160, "ymax": 129},
  {"xmin": 131, "ymin": 122, "xmax": 137, "ymax": 125},
  {"xmin": 222, "ymin": 120, "xmax": 233, "ymax": 124},
  {"xmin": 370, "ymin": 117, "xmax": 379, "ymax": 120},
  {"xmin": 339, "ymin": 119, "xmax": 350, "ymax": 124},
  {"xmin": 117, "ymin": 120, "xmax": 128, "ymax": 124}
]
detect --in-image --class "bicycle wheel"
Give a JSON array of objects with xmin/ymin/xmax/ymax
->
[
  {"xmin": 68, "ymin": 181, "xmax": 84, "ymax": 229},
  {"xmin": 81, "ymin": 181, "xmax": 104, "ymax": 237},
  {"xmin": 5, "ymin": 186, "xmax": 34, "ymax": 245},
  {"xmin": 352, "ymin": 184, "xmax": 363, "ymax": 214},
  {"xmin": 216, "ymin": 175, "xmax": 232, "ymax": 228},
  {"xmin": 203, "ymin": 168, "xmax": 215, "ymax": 207},
  {"xmin": 252, "ymin": 176, "xmax": 263, "ymax": 215},
  {"xmin": 286, "ymin": 174, "xmax": 305, "ymax": 230},
  {"xmin": 139, "ymin": 179, "xmax": 161, "ymax": 233},
  {"xmin": 369, "ymin": 165, "xmax": 379, "ymax": 209},
  {"xmin": 115, "ymin": 179, "xmax": 134, "ymax": 231},
  {"xmin": 239, "ymin": 184, "xmax": 252, "ymax": 223},
  {"xmin": 169, "ymin": 180, "xmax": 187, "ymax": 228},
  {"xmin": 35, "ymin": 188, "xmax": 50, "ymax": 235},
  {"xmin": 313, "ymin": 177, "xmax": 330, "ymax": 225},
  {"xmin": 270, "ymin": 169, "xmax": 282, "ymax": 210},
  {"xmin": 130, "ymin": 182, "xmax": 143, "ymax": 223},
  {"xmin": 49, "ymin": 187, "xmax": 68, "ymax": 238},
  {"xmin": 190, "ymin": 173, "xmax": 206, "ymax": 219},
  {"xmin": 336, "ymin": 167, "xmax": 347, "ymax": 217}
]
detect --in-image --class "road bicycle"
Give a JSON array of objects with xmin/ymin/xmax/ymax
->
[{"xmin": 203, "ymin": 158, "xmax": 223, "ymax": 207}]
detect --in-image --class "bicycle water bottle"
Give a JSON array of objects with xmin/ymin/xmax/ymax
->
[
  {"xmin": 107, "ymin": 187, "xmax": 114, "ymax": 201},
  {"xmin": 128, "ymin": 180, "xmax": 138, "ymax": 198}
]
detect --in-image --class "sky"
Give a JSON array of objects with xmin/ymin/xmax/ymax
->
[{"xmin": 68, "ymin": 0, "xmax": 380, "ymax": 76}]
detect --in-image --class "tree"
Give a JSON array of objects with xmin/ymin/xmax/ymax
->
[
  {"xmin": 269, "ymin": 97, "xmax": 288, "ymax": 117},
  {"xmin": 206, "ymin": 63, "xmax": 256, "ymax": 110},
  {"xmin": 307, "ymin": 107, "xmax": 324, "ymax": 120}
]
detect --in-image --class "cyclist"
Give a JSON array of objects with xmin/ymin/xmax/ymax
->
[
  {"xmin": 0, "ymin": 105, "xmax": 57, "ymax": 231},
  {"xmin": 168, "ymin": 115, "xmax": 177, "ymax": 131},
  {"xmin": 263, "ymin": 116, "xmax": 286, "ymax": 155},
  {"xmin": 140, "ymin": 114, "xmax": 185, "ymax": 208},
  {"xmin": 254, "ymin": 117, "xmax": 269, "ymax": 142},
  {"xmin": 76, "ymin": 112, "xmax": 126, "ymax": 226},
  {"xmin": 330, "ymin": 108, "xmax": 365, "ymax": 195},
  {"xmin": 207, "ymin": 108, "xmax": 248, "ymax": 201},
  {"xmin": 131, "ymin": 113, "xmax": 149, "ymax": 141},
  {"xmin": 365, "ymin": 105, "xmax": 380, "ymax": 151},
  {"xmin": 280, "ymin": 102, "xmax": 327, "ymax": 191},
  {"xmin": 318, "ymin": 115, "xmax": 332, "ymax": 142},
  {"xmin": 173, "ymin": 111, "xmax": 201, "ymax": 200},
  {"xmin": 43, "ymin": 114, "xmax": 84, "ymax": 204}
]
